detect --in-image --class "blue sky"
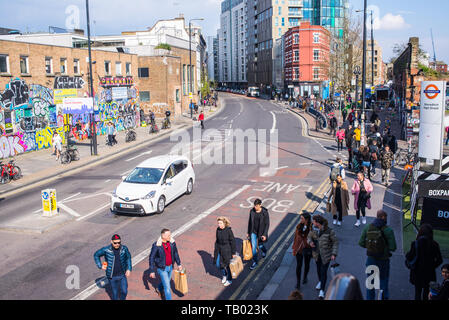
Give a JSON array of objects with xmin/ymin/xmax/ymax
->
[{"xmin": 1, "ymin": 0, "xmax": 448, "ymax": 63}]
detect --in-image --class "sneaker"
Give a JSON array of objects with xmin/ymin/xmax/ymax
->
[
  {"xmin": 315, "ymin": 281, "xmax": 321, "ymax": 290},
  {"xmin": 355, "ymin": 220, "xmax": 361, "ymax": 227},
  {"xmin": 302, "ymin": 277, "xmax": 308, "ymax": 285},
  {"xmin": 337, "ymin": 221, "xmax": 342, "ymax": 226},
  {"xmin": 222, "ymin": 276, "xmax": 227, "ymax": 284},
  {"xmin": 223, "ymin": 280, "xmax": 232, "ymax": 287},
  {"xmin": 362, "ymin": 217, "xmax": 367, "ymax": 224},
  {"xmin": 250, "ymin": 262, "xmax": 257, "ymax": 270},
  {"xmin": 333, "ymin": 219, "xmax": 337, "ymax": 225},
  {"xmin": 319, "ymin": 290, "xmax": 325, "ymax": 299},
  {"xmin": 261, "ymin": 250, "xmax": 266, "ymax": 258}
]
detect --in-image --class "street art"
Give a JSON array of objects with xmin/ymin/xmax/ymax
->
[
  {"xmin": 0, "ymin": 132, "xmax": 28, "ymax": 159},
  {"xmin": 30, "ymin": 84, "xmax": 53, "ymax": 105},
  {"xmin": 54, "ymin": 76, "xmax": 85, "ymax": 89},
  {"xmin": 0, "ymin": 78, "xmax": 29, "ymax": 109}
]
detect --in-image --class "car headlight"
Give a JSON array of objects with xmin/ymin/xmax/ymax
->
[{"xmin": 141, "ymin": 191, "xmax": 156, "ymax": 200}]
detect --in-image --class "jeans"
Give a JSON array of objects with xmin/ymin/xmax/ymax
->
[
  {"xmin": 316, "ymin": 256, "xmax": 330, "ymax": 291},
  {"xmin": 382, "ymin": 168, "xmax": 390, "ymax": 183},
  {"xmin": 415, "ymin": 285, "xmax": 430, "ymax": 301},
  {"xmin": 216, "ymin": 253, "xmax": 232, "ymax": 281},
  {"xmin": 251, "ymin": 233, "xmax": 267, "ymax": 264},
  {"xmin": 356, "ymin": 195, "xmax": 367, "ymax": 219},
  {"xmin": 295, "ymin": 251, "xmax": 312, "ymax": 289},
  {"xmin": 370, "ymin": 160, "xmax": 377, "ymax": 175},
  {"xmin": 157, "ymin": 265, "xmax": 173, "ymax": 300},
  {"xmin": 110, "ymin": 274, "xmax": 128, "ymax": 300},
  {"xmin": 366, "ymin": 257, "xmax": 390, "ymax": 300},
  {"xmin": 337, "ymin": 140, "xmax": 344, "ymax": 152}
]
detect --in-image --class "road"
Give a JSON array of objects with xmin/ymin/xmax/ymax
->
[{"xmin": 0, "ymin": 93, "xmax": 339, "ymax": 300}]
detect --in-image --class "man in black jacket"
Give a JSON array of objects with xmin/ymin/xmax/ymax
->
[
  {"xmin": 149, "ymin": 228, "xmax": 182, "ymax": 300},
  {"xmin": 247, "ymin": 199, "xmax": 270, "ymax": 270}
]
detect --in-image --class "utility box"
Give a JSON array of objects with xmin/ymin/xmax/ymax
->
[{"xmin": 42, "ymin": 189, "xmax": 58, "ymax": 217}]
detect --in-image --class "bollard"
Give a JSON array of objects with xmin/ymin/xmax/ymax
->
[
  {"xmin": 42, "ymin": 189, "xmax": 58, "ymax": 217},
  {"xmin": 50, "ymin": 189, "xmax": 58, "ymax": 215}
]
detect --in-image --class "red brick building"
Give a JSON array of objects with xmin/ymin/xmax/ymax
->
[{"xmin": 284, "ymin": 22, "xmax": 330, "ymax": 97}]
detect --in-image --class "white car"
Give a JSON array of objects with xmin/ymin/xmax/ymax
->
[{"xmin": 111, "ymin": 155, "xmax": 195, "ymax": 215}]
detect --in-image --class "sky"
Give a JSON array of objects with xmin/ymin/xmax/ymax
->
[{"xmin": 1, "ymin": 0, "xmax": 448, "ymax": 64}]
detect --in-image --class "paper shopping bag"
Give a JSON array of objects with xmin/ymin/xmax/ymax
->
[
  {"xmin": 229, "ymin": 255, "xmax": 243, "ymax": 279},
  {"xmin": 174, "ymin": 268, "xmax": 188, "ymax": 294},
  {"xmin": 242, "ymin": 240, "xmax": 253, "ymax": 261}
]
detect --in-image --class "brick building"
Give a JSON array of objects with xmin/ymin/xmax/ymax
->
[{"xmin": 283, "ymin": 22, "xmax": 330, "ymax": 97}]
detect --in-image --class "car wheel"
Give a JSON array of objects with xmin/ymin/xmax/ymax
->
[
  {"xmin": 186, "ymin": 178, "xmax": 193, "ymax": 195},
  {"xmin": 156, "ymin": 196, "xmax": 166, "ymax": 214}
]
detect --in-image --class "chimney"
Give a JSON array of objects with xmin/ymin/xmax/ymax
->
[{"xmin": 73, "ymin": 28, "xmax": 85, "ymax": 36}]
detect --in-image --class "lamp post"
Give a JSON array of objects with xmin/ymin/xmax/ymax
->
[
  {"xmin": 189, "ymin": 18, "xmax": 204, "ymax": 118},
  {"xmin": 370, "ymin": 10, "xmax": 374, "ymax": 89},
  {"xmin": 360, "ymin": 0, "xmax": 368, "ymax": 146},
  {"xmin": 354, "ymin": 65, "xmax": 361, "ymax": 109},
  {"xmin": 86, "ymin": 0, "xmax": 97, "ymax": 155}
]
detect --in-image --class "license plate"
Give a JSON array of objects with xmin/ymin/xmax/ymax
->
[{"xmin": 120, "ymin": 204, "xmax": 134, "ymax": 209}]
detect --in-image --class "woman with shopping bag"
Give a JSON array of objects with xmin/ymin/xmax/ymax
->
[
  {"xmin": 292, "ymin": 212, "xmax": 313, "ymax": 290},
  {"xmin": 213, "ymin": 217, "xmax": 237, "ymax": 287}
]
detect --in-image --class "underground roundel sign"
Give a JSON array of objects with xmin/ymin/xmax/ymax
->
[{"xmin": 424, "ymin": 84, "xmax": 441, "ymax": 100}]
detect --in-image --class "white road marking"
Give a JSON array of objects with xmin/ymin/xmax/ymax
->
[
  {"xmin": 125, "ymin": 150, "xmax": 153, "ymax": 162},
  {"xmin": 62, "ymin": 192, "xmax": 81, "ymax": 202},
  {"xmin": 270, "ymin": 111, "xmax": 276, "ymax": 134},
  {"xmin": 75, "ymin": 203, "xmax": 110, "ymax": 222},
  {"xmin": 71, "ymin": 184, "xmax": 251, "ymax": 300},
  {"xmin": 298, "ymin": 162, "xmax": 314, "ymax": 166},
  {"xmin": 63, "ymin": 192, "xmax": 111, "ymax": 204},
  {"xmin": 275, "ymin": 166, "xmax": 288, "ymax": 170},
  {"xmin": 120, "ymin": 169, "xmax": 133, "ymax": 176},
  {"xmin": 104, "ymin": 179, "xmax": 111, "ymax": 183},
  {"xmin": 58, "ymin": 203, "xmax": 81, "ymax": 218}
]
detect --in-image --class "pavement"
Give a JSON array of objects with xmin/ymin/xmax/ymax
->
[{"xmin": 257, "ymin": 100, "xmax": 449, "ymax": 300}]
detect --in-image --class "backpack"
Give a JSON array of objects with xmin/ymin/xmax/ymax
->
[
  {"xmin": 366, "ymin": 224, "xmax": 387, "ymax": 258},
  {"xmin": 330, "ymin": 165, "xmax": 342, "ymax": 182}
]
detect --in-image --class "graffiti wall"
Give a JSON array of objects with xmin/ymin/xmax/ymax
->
[{"xmin": 0, "ymin": 77, "xmax": 141, "ymax": 159}]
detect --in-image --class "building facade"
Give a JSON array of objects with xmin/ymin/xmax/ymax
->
[
  {"xmin": 367, "ymin": 40, "xmax": 385, "ymax": 86},
  {"xmin": 218, "ymin": 0, "xmax": 248, "ymax": 87},
  {"xmin": 283, "ymin": 22, "xmax": 330, "ymax": 97},
  {"xmin": 302, "ymin": 0, "xmax": 348, "ymax": 38}
]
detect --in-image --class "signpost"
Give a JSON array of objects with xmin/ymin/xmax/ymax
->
[
  {"xmin": 418, "ymin": 81, "xmax": 446, "ymax": 174},
  {"xmin": 62, "ymin": 98, "xmax": 94, "ymax": 115}
]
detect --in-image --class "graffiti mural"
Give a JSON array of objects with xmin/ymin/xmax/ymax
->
[
  {"xmin": 0, "ymin": 78, "xmax": 29, "ymax": 109},
  {"xmin": 54, "ymin": 76, "xmax": 85, "ymax": 89},
  {"xmin": 0, "ymin": 132, "xmax": 28, "ymax": 159}
]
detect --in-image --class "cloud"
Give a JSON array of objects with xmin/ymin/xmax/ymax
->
[{"xmin": 374, "ymin": 13, "xmax": 411, "ymax": 31}]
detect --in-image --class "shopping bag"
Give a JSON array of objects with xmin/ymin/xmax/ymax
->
[
  {"xmin": 330, "ymin": 262, "xmax": 341, "ymax": 278},
  {"xmin": 229, "ymin": 255, "xmax": 243, "ymax": 279},
  {"xmin": 242, "ymin": 240, "xmax": 253, "ymax": 261},
  {"xmin": 326, "ymin": 201, "xmax": 332, "ymax": 213},
  {"xmin": 174, "ymin": 268, "xmax": 188, "ymax": 294}
]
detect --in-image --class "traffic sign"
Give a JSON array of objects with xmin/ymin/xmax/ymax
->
[{"xmin": 189, "ymin": 92, "xmax": 193, "ymax": 99}]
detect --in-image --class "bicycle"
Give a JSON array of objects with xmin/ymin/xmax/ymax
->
[
  {"xmin": 395, "ymin": 149, "xmax": 417, "ymax": 167},
  {"xmin": 61, "ymin": 145, "xmax": 80, "ymax": 164},
  {"xmin": 125, "ymin": 128, "xmax": 136, "ymax": 143},
  {"xmin": 149, "ymin": 120, "xmax": 159, "ymax": 134},
  {"xmin": 161, "ymin": 117, "xmax": 171, "ymax": 129},
  {"xmin": 0, "ymin": 159, "xmax": 22, "ymax": 184}
]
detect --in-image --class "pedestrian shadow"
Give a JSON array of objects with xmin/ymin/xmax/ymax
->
[
  {"xmin": 197, "ymin": 250, "xmax": 221, "ymax": 278},
  {"xmin": 142, "ymin": 268, "xmax": 181, "ymax": 300},
  {"xmin": 94, "ymin": 276, "xmax": 114, "ymax": 300}
]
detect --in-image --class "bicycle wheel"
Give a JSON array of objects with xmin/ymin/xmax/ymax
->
[
  {"xmin": 61, "ymin": 152, "xmax": 71, "ymax": 164},
  {"xmin": 0, "ymin": 172, "xmax": 10, "ymax": 184},
  {"xmin": 12, "ymin": 166, "xmax": 22, "ymax": 180},
  {"xmin": 72, "ymin": 150, "xmax": 80, "ymax": 161}
]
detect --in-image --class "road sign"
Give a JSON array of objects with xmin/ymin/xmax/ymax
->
[
  {"xmin": 42, "ymin": 189, "xmax": 58, "ymax": 217},
  {"xmin": 189, "ymin": 92, "xmax": 193, "ymax": 99}
]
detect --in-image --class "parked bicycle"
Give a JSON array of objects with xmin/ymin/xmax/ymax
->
[
  {"xmin": 149, "ymin": 120, "xmax": 159, "ymax": 134},
  {"xmin": 125, "ymin": 128, "xmax": 137, "ymax": 143},
  {"xmin": 161, "ymin": 117, "xmax": 171, "ymax": 129},
  {"xmin": 0, "ymin": 159, "xmax": 22, "ymax": 184},
  {"xmin": 395, "ymin": 148, "xmax": 417, "ymax": 167},
  {"xmin": 61, "ymin": 145, "xmax": 80, "ymax": 165}
]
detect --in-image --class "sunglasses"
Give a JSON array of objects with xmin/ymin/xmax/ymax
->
[{"xmin": 112, "ymin": 241, "xmax": 121, "ymax": 245}]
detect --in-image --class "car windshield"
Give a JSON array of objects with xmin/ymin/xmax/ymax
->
[{"xmin": 124, "ymin": 167, "xmax": 164, "ymax": 184}]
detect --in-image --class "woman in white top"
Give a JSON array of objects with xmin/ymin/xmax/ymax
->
[{"xmin": 52, "ymin": 132, "xmax": 62, "ymax": 161}]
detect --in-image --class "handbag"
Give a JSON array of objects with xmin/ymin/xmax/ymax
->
[
  {"xmin": 242, "ymin": 239, "xmax": 253, "ymax": 261},
  {"xmin": 174, "ymin": 268, "xmax": 188, "ymax": 294},
  {"xmin": 405, "ymin": 240, "xmax": 418, "ymax": 270},
  {"xmin": 229, "ymin": 255, "xmax": 243, "ymax": 279}
]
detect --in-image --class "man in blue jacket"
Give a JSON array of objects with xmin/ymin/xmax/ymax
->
[
  {"xmin": 149, "ymin": 228, "xmax": 183, "ymax": 300},
  {"xmin": 94, "ymin": 234, "xmax": 132, "ymax": 300}
]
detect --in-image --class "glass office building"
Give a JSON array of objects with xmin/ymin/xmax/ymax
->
[{"xmin": 302, "ymin": 0, "xmax": 348, "ymax": 38}]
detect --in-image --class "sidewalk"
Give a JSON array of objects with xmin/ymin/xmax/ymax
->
[
  {"xmin": 0, "ymin": 102, "xmax": 223, "ymax": 198},
  {"xmin": 258, "ymin": 104, "xmax": 448, "ymax": 300}
]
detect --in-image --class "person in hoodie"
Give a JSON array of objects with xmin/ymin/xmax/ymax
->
[
  {"xmin": 359, "ymin": 210, "xmax": 397, "ymax": 300},
  {"xmin": 213, "ymin": 217, "xmax": 237, "ymax": 287},
  {"xmin": 292, "ymin": 212, "xmax": 313, "ymax": 290},
  {"xmin": 149, "ymin": 228, "xmax": 182, "ymax": 300},
  {"xmin": 247, "ymin": 198, "xmax": 270, "ymax": 270}
]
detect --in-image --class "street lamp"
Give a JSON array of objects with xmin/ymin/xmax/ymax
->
[
  {"xmin": 357, "ymin": 0, "xmax": 368, "ymax": 146},
  {"xmin": 353, "ymin": 65, "xmax": 361, "ymax": 108},
  {"xmin": 86, "ymin": 0, "xmax": 97, "ymax": 155},
  {"xmin": 189, "ymin": 18, "xmax": 204, "ymax": 118},
  {"xmin": 356, "ymin": 8, "xmax": 375, "ymax": 105}
]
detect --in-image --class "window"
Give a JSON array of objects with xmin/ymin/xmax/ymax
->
[
  {"xmin": 60, "ymin": 58, "xmax": 67, "ymax": 74},
  {"xmin": 294, "ymin": 67, "xmax": 299, "ymax": 80},
  {"xmin": 183, "ymin": 64, "xmax": 186, "ymax": 95},
  {"xmin": 279, "ymin": 28, "xmax": 282, "ymax": 37},
  {"xmin": 275, "ymin": 17, "xmax": 278, "ymax": 26},
  {"xmin": 294, "ymin": 34, "xmax": 299, "ymax": 44},
  {"xmin": 73, "ymin": 59, "xmax": 80, "ymax": 74},
  {"xmin": 173, "ymin": 161, "xmax": 186, "ymax": 175},
  {"xmin": 45, "ymin": 57, "xmax": 53, "ymax": 74},
  {"xmin": 313, "ymin": 49, "xmax": 319, "ymax": 61},
  {"xmin": 20, "ymin": 56, "xmax": 29, "ymax": 74},
  {"xmin": 140, "ymin": 91, "xmax": 150, "ymax": 102},
  {"xmin": 294, "ymin": 50, "xmax": 299, "ymax": 62},
  {"xmin": 138, "ymin": 67, "xmax": 149, "ymax": 78},
  {"xmin": 176, "ymin": 89, "xmax": 180, "ymax": 103},
  {"xmin": 126, "ymin": 62, "xmax": 131, "ymax": 75},
  {"xmin": 278, "ymin": 7, "xmax": 281, "ymax": 15},
  {"xmin": 281, "ymin": 18, "xmax": 285, "ymax": 26},
  {"xmin": 313, "ymin": 68, "xmax": 319, "ymax": 80},
  {"xmin": 313, "ymin": 33, "xmax": 320, "ymax": 43},
  {"xmin": 105, "ymin": 61, "xmax": 111, "ymax": 75},
  {"xmin": 115, "ymin": 62, "xmax": 122, "ymax": 75},
  {"xmin": 0, "ymin": 55, "xmax": 9, "ymax": 73}
]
